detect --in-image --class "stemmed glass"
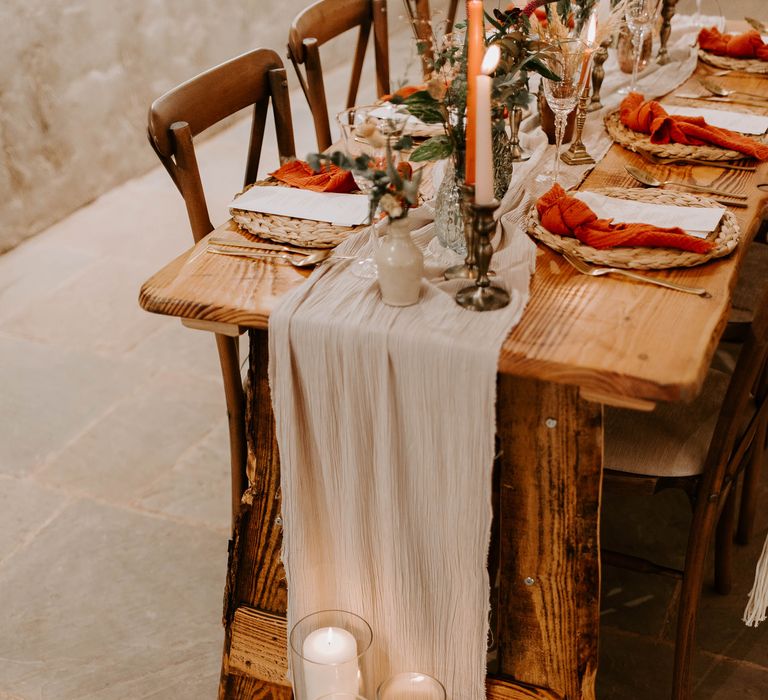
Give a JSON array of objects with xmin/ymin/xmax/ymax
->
[
  {"xmin": 337, "ymin": 105, "xmax": 409, "ymax": 279},
  {"xmin": 539, "ymin": 39, "xmax": 589, "ymax": 187},
  {"xmin": 692, "ymin": 0, "xmax": 704, "ymax": 27},
  {"xmin": 624, "ymin": 0, "xmax": 660, "ymax": 94}
]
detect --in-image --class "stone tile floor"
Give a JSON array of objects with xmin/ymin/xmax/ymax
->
[{"xmin": 2, "ymin": 8, "xmax": 768, "ymax": 698}]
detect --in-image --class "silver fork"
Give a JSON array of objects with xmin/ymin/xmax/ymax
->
[{"xmin": 561, "ymin": 252, "xmax": 711, "ymax": 297}]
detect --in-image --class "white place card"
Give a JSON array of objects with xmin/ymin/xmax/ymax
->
[
  {"xmin": 575, "ymin": 191, "xmax": 726, "ymax": 239},
  {"xmin": 665, "ymin": 104, "xmax": 768, "ymax": 135},
  {"xmin": 229, "ymin": 187, "xmax": 370, "ymax": 227}
]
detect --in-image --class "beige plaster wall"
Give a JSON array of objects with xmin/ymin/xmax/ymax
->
[{"xmin": 0, "ymin": 0, "xmax": 402, "ymax": 252}]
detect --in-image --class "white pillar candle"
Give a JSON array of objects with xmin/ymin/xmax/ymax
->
[
  {"xmin": 475, "ymin": 45, "xmax": 501, "ymax": 205},
  {"xmin": 302, "ymin": 626, "xmax": 360, "ymax": 700}
]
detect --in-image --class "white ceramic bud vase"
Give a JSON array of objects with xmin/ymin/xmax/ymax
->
[{"xmin": 374, "ymin": 216, "xmax": 423, "ymax": 306}]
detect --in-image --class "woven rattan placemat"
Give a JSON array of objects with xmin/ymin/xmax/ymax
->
[
  {"xmin": 603, "ymin": 110, "xmax": 763, "ymax": 162},
  {"xmin": 698, "ymin": 49, "xmax": 768, "ymax": 74},
  {"xmin": 526, "ymin": 187, "xmax": 740, "ymax": 269},
  {"xmin": 230, "ymin": 179, "xmax": 367, "ymax": 249}
]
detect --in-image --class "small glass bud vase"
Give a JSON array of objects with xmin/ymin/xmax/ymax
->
[
  {"xmin": 374, "ymin": 216, "xmax": 424, "ymax": 307},
  {"xmin": 289, "ymin": 610, "xmax": 374, "ymax": 700},
  {"xmin": 377, "ymin": 672, "xmax": 446, "ymax": 700}
]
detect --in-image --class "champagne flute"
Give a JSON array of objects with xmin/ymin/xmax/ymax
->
[
  {"xmin": 337, "ymin": 105, "xmax": 409, "ymax": 279},
  {"xmin": 624, "ymin": 0, "xmax": 660, "ymax": 94},
  {"xmin": 539, "ymin": 39, "xmax": 589, "ymax": 186},
  {"xmin": 693, "ymin": 0, "xmax": 703, "ymax": 27}
]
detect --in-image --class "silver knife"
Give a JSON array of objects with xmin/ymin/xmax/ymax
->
[
  {"xmin": 208, "ymin": 236, "xmax": 321, "ymax": 255},
  {"xmin": 674, "ymin": 94, "xmax": 768, "ymax": 109}
]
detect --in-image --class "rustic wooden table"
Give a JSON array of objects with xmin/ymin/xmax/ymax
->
[{"xmin": 140, "ymin": 61, "xmax": 768, "ymax": 700}]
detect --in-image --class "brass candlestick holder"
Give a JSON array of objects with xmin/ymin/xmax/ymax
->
[
  {"xmin": 508, "ymin": 105, "xmax": 530, "ymax": 162},
  {"xmin": 657, "ymin": 0, "xmax": 680, "ymax": 65},
  {"xmin": 444, "ymin": 183, "xmax": 478, "ymax": 280},
  {"xmin": 588, "ymin": 38, "xmax": 611, "ymax": 112},
  {"xmin": 561, "ymin": 81, "xmax": 595, "ymax": 166},
  {"xmin": 455, "ymin": 200, "xmax": 509, "ymax": 311}
]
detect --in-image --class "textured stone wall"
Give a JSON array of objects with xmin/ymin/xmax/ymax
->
[{"xmin": 0, "ymin": 0, "xmax": 386, "ymax": 252}]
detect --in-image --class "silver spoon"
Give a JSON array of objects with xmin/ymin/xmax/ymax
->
[
  {"xmin": 207, "ymin": 246, "xmax": 336, "ymax": 267},
  {"xmin": 624, "ymin": 165, "xmax": 748, "ymax": 199},
  {"xmin": 697, "ymin": 77, "xmax": 768, "ymax": 102}
]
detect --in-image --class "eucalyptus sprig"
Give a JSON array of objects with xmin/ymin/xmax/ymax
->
[{"xmin": 307, "ymin": 135, "xmax": 421, "ymax": 222}]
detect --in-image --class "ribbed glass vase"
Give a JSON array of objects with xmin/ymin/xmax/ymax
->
[{"xmin": 434, "ymin": 162, "xmax": 466, "ymax": 255}]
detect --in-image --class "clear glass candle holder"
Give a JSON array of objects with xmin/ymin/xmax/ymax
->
[
  {"xmin": 376, "ymin": 672, "xmax": 447, "ymax": 700},
  {"xmin": 290, "ymin": 610, "xmax": 374, "ymax": 700}
]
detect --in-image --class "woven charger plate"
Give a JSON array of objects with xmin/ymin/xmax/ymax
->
[
  {"xmin": 230, "ymin": 179, "xmax": 366, "ymax": 249},
  {"xmin": 698, "ymin": 48, "xmax": 768, "ymax": 74},
  {"xmin": 603, "ymin": 110, "xmax": 764, "ymax": 162},
  {"xmin": 526, "ymin": 187, "xmax": 740, "ymax": 270}
]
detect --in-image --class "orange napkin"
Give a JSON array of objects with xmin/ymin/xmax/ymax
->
[
  {"xmin": 698, "ymin": 27, "xmax": 768, "ymax": 61},
  {"xmin": 536, "ymin": 184, "xmax": 715, "ymax": 253},
  {"xmin": 380, "ymin": 84, "xmax": 423, "ymax": 102},
  {"xmin": 619, "ymin": 92, "xmax": 768, "ymax": 161},
  {"xmin": 269, "ymin": 160, "xmax": 357, "ymax": 193}
]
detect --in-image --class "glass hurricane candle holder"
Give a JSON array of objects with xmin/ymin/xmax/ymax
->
[
  {"xmin": 377, "ymin": 672, "xmax": 446, "ymax": 700},
  {"xmin": 290, "ymin": 610, "xmax": 374, "ymax": 700}
]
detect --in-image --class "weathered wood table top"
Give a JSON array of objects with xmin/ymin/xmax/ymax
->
[{"xmin": 140, "ymin": 73, "xmax": 768, "ymax": 409}]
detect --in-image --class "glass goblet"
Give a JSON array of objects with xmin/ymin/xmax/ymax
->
[
  {"xmin": 540, "ymin": 39, "xmax": 589, "ymax": 186},
  {"xmin": 624, "ymin": 0, "xmax": 660, "ymax": 93},
  {"xmin": 337, "ymin": 105, "xmax": 408, "ymax": 279}
]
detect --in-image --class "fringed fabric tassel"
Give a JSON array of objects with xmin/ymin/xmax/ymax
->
[{"xmin": 743, "ymin": 533, "xmax": 768, "ymax": 627}]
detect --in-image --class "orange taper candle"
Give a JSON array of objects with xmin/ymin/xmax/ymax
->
[{"xmin": 465, "ymin": 0, "xmax": 484, "ymax": 184}]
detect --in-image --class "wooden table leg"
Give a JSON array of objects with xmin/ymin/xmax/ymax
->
[
  {"xmin": 219, "ymin": 329, "xmax": 291, "ymax": 700},
  {"xmin": 494, "ymin": 376, "xmax": 603, "ymax": 700}
]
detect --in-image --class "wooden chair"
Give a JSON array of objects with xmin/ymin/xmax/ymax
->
[
  {"xmin": 402, "ymin": 0, "xmax": 461, "ymax": 78},
  {"xmin": 601, "ymin": 285, "xmax": 768, "ymax": 699},
  {"xmin": 724, "ymin": 241, "xmax": 768, "ymax": 545},
  {"xmin": 287, "ymin": 0, "xmax": 391, "ymax": 151},
  {"xmin": 146, "ymin": 48, "xmax": 296, "ymax": 530}
]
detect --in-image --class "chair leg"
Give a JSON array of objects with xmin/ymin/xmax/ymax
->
[
  {"xmin": 715, "ymin": 484, "xmax": 736, "ymax": 595},
  {"xmin": 215, "ymin": 333, "xmax": 247, "ymax": 532},
  {"xmin": 737, "ymin": 413, "xmax": 767, "ymax": 545},
  {"xmin": 672, "ymin": 498, "xmax": 720, "ymax": 699}
]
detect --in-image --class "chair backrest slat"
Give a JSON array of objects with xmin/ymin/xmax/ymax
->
[
  {"xmin": 288, "ymin": 0, "xmax": 390, "ymax": 151},
  {"xmin": 403, "ymin": 0, "xmax": 461, "ymax": 78},
  {"xmin": 702, "ymin": 286, "xmax": 768, "ymax": 493}
]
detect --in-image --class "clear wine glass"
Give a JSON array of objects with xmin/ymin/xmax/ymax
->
[
  {"xmin": 693, "ymin": 0, "xmax": 704, "ymax": 27},
  {"xmin": 337, "ymin": 105, "xmax": 409, "ymax": 279},
  {"xmin": 539, "ymin": 39, "xmax": 589, "ymax": 186},
  {"xmin": 624, "ymin": 0, "xmax": 660, "ymax": 93}
]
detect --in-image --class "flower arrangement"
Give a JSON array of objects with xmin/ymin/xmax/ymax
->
[
  {"xmin": 528, "ymin": 0, "xmax": 626, "ymax": 45},
  {"xmin": 391, "ymin": 2, "xmax": 570, "ymax": 167}
]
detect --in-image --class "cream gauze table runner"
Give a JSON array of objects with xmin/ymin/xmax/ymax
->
[
  {"xmin": 269, "ymin": 206, "xmax": 536, "ymax": 698},
  {"xmin": 268, "ymin": 15, "xmax": 717, "ymax": 699}
]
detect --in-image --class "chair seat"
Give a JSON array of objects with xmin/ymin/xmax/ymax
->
[{"xmin": 605, "ymin": 369, "xmax": 731, "ymax": 478}]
